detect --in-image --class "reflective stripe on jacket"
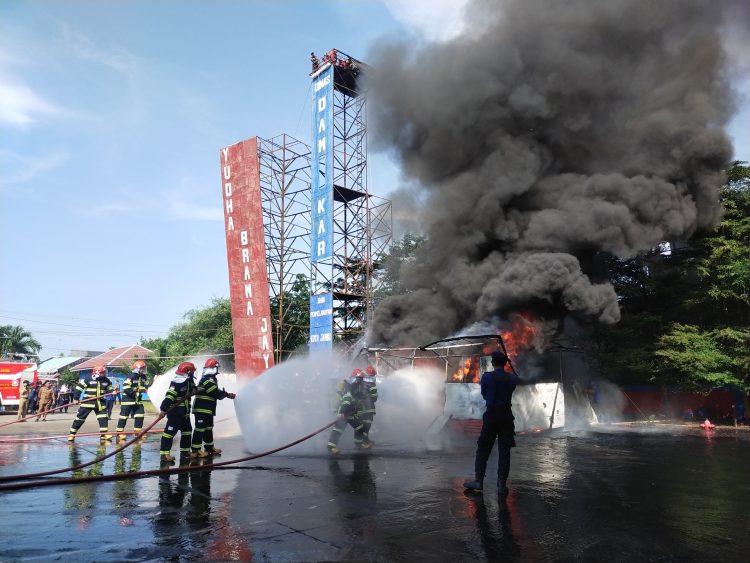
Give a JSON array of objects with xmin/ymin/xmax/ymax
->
[
  {"xmin": 75, "ymin": 377, "xmax": 113, "ymax": 410},
  {"xmin": 193, "ymin": 374, "xmax": 227, "ymax": 415}
]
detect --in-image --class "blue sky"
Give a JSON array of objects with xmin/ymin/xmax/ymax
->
[{"xmin": 1, "ymin": 0, "xmax": 747, "ymax": 358}]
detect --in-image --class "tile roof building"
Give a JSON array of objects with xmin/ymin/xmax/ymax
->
[{"xmin": 71, "ymin": 344, "xmax": 154, "ymax": 373}]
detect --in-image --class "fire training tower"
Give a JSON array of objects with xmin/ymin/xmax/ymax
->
[
  {"xmin": 309, "ymin": 49, "xmax": 392, "ymax": 352},
  {"xmin": 258, "ymin": 134, "xmax": 312, "ymax": 362}
]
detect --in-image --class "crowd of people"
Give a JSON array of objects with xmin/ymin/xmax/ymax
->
[
  {"xmin": 16, "ymin": 378, "xmax": 83, "ymax": 421},
  {"xmin": 310, "ymin": 48, "xmax": 356, "ymax": 73}
]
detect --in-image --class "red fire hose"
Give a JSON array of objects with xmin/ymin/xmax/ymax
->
[
  {"xmin": 0, "ymin": 429, "xmax": 163, "ymax": 444},
  {"xmin": 0, "ymin": 415, "xmax": 233, "ymax": 444},
  {"xmin": 0, "ymin": 391, "xmax": 118, "ymax": 428},
  {"xmin": 0, "ymin": 419, "xmax": 337, "ymax": 492},
  {"xmin": 0, "ymin": 408, "xmax": 168, "ymax": 482}
]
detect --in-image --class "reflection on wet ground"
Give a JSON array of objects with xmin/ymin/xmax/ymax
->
[{"xmin": 2, "ymin": 426, "xmax": 750, "ymax": 561}]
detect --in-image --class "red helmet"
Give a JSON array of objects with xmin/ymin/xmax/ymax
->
[
  {"xmin": 176, "ymin": 361, "xmax": 197, "ymax": 376},
  {"xmin": 365, "ymin": 365, "xmax": 377, "ymax": 376},
  {"xmin": 351, "ymin": 368, "xmax": 364, "ymax": 378},
  {"xmin": 92, "ymin": 365, "xmax": 106, "ymax": 377},
  {"xmin": 132, "ymin": 360, "xmax": 146, "ymax": 372},
  {"xmin": 204, "ymin": 358, "xmax": 220, "ymax": 369}
]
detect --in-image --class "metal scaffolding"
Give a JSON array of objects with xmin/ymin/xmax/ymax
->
[
  {"xmin": 258, "ymin": 134, "xmax": 311, "ymax": 362},
  {"xmin": 311, "ymin": 51, "xmax": 393, "ymax": 350}
]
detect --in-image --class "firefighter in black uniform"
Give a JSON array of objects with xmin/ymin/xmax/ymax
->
[
  {"xmin": 116, "ymin": 359, "xmax": 150, "ymax": 442},
  {"xmin": 190, "ymin": 358, "xmax": 235, "ymax": 458},
  {"xmin": 327, "ymin": 368, "xmax": 368, "ymax": 455},
  {"xmin": 68, "ymin": 365, "xmax": 113, "ymax": 442},
  {"xmin": 159, "ymin": 361, "xmax": 197, "ymax": 464}
]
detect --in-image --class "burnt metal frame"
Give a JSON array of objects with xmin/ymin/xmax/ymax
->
[{"xmin": 258, "ymin": 134, "xmax": 312, "ymax": 362}]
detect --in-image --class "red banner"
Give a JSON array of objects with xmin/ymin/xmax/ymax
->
[{"xmin": 220, "ymin": 138, "xmax": 274, "ymax": 379}]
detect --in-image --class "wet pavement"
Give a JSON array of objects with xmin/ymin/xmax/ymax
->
[{"xmin": 1, "ymin": 424, "xmax": 750, "ymax": 562}]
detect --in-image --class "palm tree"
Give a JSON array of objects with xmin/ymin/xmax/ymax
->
[{"xmin": 0, "ymin": 325, "xmax": 41, "ymax": 358}]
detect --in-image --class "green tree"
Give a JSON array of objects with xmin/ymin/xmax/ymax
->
[
  {"xmin": 0, "ymin": 325, "xmax": 42, "ymax": 357},
  {"xmin": 593, "ymin": 161, "xmax": 750, "ymax": 390},
  {"xmin": 59, "ymin": 368, "xmax": 79, "ymax": 387},
  {"xmin": 270, "ymin": 273, "xmax": 310, "ymax": 360},
  {"xmin": 374, "ymin": 232, "xmax": 425, "ymax": 299},
  {"xmin": 141, "ymin": 297, "xmax": 234, "ymax": 373}
]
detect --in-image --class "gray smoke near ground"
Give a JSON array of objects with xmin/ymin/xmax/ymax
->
[{"xmin": 367, "ymin": 0, "xmax": 740, "ymax": 346}]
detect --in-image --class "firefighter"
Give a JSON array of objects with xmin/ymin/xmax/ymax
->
[
  {"xmin": 68, "ymin": 365, "xmax": 114, "ymax": 441},
  {"xmin": 360, "ymin": 365, "xmax": 379, "ymax": 447},
  {"xmin": 159, "ymin": 361, "xmax": 198, "ymax": 464},
  {"xmin": 116, "ymin": 360, "xmax": 150, "ymax": 442},
  {"xmin": 190, "ymin": 358, "xmax": 235, "ymax": 458},
  {"xmin": 327, "ymin": 368, "xmax": 368, "ymax": 455},
  {"xmin": 36, "ymin": 381, "xmax": 55, "ymax": 421}
]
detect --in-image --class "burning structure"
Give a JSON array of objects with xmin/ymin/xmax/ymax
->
[
  {"xmin": 364, "ymin": 313, "xmax": 566, "ymax": 431},
  {"xmin": 366, "ymin": 0, "xmax": 736, "ymax": 354}
]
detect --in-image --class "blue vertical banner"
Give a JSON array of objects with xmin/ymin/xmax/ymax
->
[
  {"xmin": 310, "ymin": 65, "xmax": 334, "ymax": 263},
  {"xmin": 310, "ymin": 64, "xmax": 334, "ymax": 350},
  {"xmin": 309, "ymin": 292, "xmax": 333, "ymax": 351}
]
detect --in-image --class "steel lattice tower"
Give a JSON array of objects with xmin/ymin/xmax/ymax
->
[
  {"xmin": 310, "ymin": 50, "xmax": 392, "ymax": 351},
  {"xmin": 258, "ymin": 134, "xmax": 312, "ymax": 361}
]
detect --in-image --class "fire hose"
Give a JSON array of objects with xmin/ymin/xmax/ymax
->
[
  {"xmin": 0, "ymin": 429, "xmax": 162, "ymax": 444},
  {"xmin": 0, "ymin": 385, "xmax": 205, "ymax": 482},
  {"xmin": 0, "ymin": 404, "xmax": 170, "ymax": 483},
  {"xmin": 0, "ymin": 391, "xmax": 118, "ymax": 428},
  {"xmin": 0, "ymin": 416, "xmax": 234, "ymax": 444},
  {"xmin": 0, "ymin": 419, "xmax": 337, "ymax": 492}
]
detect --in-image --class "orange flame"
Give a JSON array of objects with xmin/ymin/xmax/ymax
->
[
  {"xmin": 450, "ymin": 312, "xmax": 538, "ymax": 383},
  {"xmin": 499, "ymin": 312, "xmax": 537, "ymax": 360},
  {"xmin": 451, "ymin": 357, "xmax": 480, "ymax": 383}
]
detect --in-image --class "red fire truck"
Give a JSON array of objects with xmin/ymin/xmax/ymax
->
[{"xmin": 0, "ymin": 360, "xmax": 38, "ymax": 413}]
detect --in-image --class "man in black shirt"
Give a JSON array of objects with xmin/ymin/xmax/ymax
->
[{"xmin": 464, "ymin": 351, "xmax": 529, "ymax": 494}]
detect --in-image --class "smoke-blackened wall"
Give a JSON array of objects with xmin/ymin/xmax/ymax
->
[{"xmin": 367, "ymin": 0, "xmax": 737, "ymax": 346}]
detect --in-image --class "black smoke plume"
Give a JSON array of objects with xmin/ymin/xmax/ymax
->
[{"xmin": 367, "ymin": 0, "xmax": 738, "ymax": 347}]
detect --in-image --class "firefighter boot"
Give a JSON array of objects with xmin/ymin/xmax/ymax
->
[
  {"xmin": 189, "ymin": 450, "xmax": 201, "ymax": 460},
  {"xmin": 67, "ymin": 434, "xmax": 75, "ymax": 442},
  {"xmin": 207, "ymin": 447, "xmax": 222, "ymax": 456},
  {"xmin": 160, "ymin": 454, "xmax": 176, "ymax": 464},
  {"xmin": 327, "ymin": 445, "xmax": 340, "ymax": 456}
]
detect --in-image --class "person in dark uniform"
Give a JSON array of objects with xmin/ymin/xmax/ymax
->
[
  {"xmin": 464, "ymin": 351, "xmax": 531, "ymax": 494},
  {"xmin": 190, "ymin": 358, "xmax": 235, "ymax": 458},
  {"xmin": 159, "ymin": 361, "xmax": 197, "ymax": 464},
  {"xmin": 327, "ymin": 369, "xmax": 368, "ymax": 455},
  {"xmin": 68, "ymin": 365, "xmax": 113, "ymax": 442},
  {"xmin": 116, "ymin": 360, "xmax": 150, "ymax": 442}
]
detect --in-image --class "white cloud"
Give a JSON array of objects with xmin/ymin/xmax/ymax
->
[
  {"xmin": 382, "ymin": 0, "xmax": 471, "ymax": 42},
  {"xmin": 76, "ymin": 201, "xmax": 134, "ymax": 217},
  {"xmin": 0, "ymin": 74, "xmax": 60, "ymax": 127},
  {"xmin": 168, "ymin": 198, "xmax": 223, "ymax": 221},
  {"xmin": 0, "ymin": 148, "xmax": 70, "ymax": 184},
  {"xmin": 59, "ymin": 24, "xmax": 139, "ymax": 76}
]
